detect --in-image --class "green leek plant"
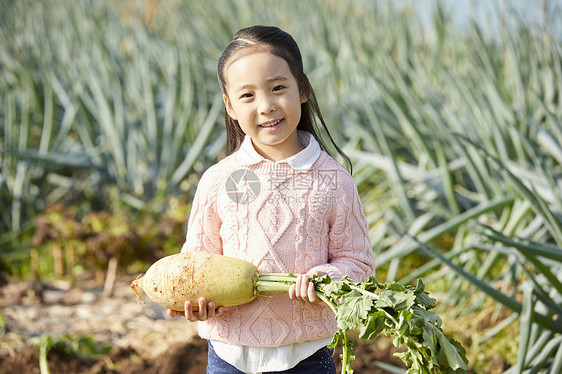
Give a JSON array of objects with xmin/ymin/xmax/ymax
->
[{"xmin": 1, "ymin": 0, "xmax": 561, "ymax": 371}]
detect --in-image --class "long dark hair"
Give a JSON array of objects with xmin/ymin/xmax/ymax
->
[{"xmin": 217, "ymin": 25, "xmax": 352, "ymax": 173}]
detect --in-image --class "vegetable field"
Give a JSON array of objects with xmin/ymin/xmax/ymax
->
[{"xmin": 1, "ymin": 0, "xmax": 561, "ymax": 373}]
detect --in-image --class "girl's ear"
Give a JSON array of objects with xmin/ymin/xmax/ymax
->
[
  {"xmin": 223, "ymin": 94, "xmax": 237, "ymax": 120},
  {"xmin": 300, "ymin": 92, "xmax": 309, "ymax": 104}
]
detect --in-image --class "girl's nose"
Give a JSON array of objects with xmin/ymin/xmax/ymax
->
[{"xmin": 259, "ymin": 98, "xmax": 276, "ymax": 114}]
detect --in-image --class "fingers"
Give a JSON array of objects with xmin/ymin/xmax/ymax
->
[
  {"xmin": 307, "ymin": 282, "xmax": 319, "ymax": 303},
  {"xmin": 216, "ymin": 306, "xmax": 224, "ymax": 316},
  {"xmin": 288, "ymin": 275, "xmax": 304, "ymax": 300},
  {"xmin": 197, "ymin": 297, "xmax": 207, "ymax": 320},
  {"xmin": 288, "ymin": 274, "xmax": 320, "ymax": 303},
  {"xmin": 207, "ymin": 302, "xmax": 225, "ymax": 319},
  {"xmin": 183, "ymin": 298, "xmax": 223, "ymax": 322},
  {"xmin": 288, "ymin": 283, "xmax": 297, "ymax": 300},
  {"xmin": 167, "ymin": 309, "xmax": 183, "ymax": 317},
  {"xmin": 298, "ymin": 274, "xmax": 306, "ymax": 299},
  {"xmin": 184, "ymin": 300, "xmax": 196, "ymax": 321}
]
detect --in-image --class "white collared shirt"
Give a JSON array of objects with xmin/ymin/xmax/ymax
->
[
  {"xmin": 209, "ymin": 130, "xmax": 332, "ymax": 373},
  {"xmin": 237, "ymin": 130, "xmax": 321, "ymax": 172}
]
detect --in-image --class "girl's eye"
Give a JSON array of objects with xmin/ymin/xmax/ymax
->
[
  {"xmin": 272, "ymin": 85, "xmax": 285, "ymax": 92},
  {"xmin": 240, "ymin": 93, "xmax": 253, "ymax": 99}
]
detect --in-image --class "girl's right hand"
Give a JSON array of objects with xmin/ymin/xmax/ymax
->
[
  {"xmin": 288, "ymin": 273, "xmax": 323, "ymax": 304},
  {"xmin": 167, "ymin": 297, "xmax": 224, "ymax": 322}
]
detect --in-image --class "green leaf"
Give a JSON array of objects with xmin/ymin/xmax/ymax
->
[
  {"xmin": 359, "ymin": 311, "xmax": 387, "ymax": 340},
  {"xmin": 319, "ymin": 276, "xmax": 353, "ymax": 299},
  {"xmin": 422, "ymin": 324, "xmax": 440, "ymax": 366},
  {"xmin": 354, "ymin": 276, "xmax": 380, "ymax": 293},
  {"xmin": 396, "ymin": 309, "xmax": 416, "ymax": 335},
  {"xmin": 39, "ymin": 335, "xmax": 51, "ymax": 374},
  {"xmin": 550, "ymin": 338, "xmax": 562, "ymax": 374},
  {"xmin": 336, "ymin": 289, "xmax": 375, "ymax": 330},
  {"xmin": 376, "ymin": 287, "xmax": 416, "ymax": 311},
  {"xmin": 327, "ymin": 329, "xmax": 344, "ymax": 349},
  {"xmin": 414, "ymin": 279, "xmax": 425, "ymax": 294},
  {"xmin": 434, "ymin": 326, "xmax": 469, "ymax": 370},
  {"xmin": 0, "ymin": 312, "xmax": 6, "ymax": 339},
  {"xmin": 414, "ymin": 280, "xmax": 437, "ymax": 309},
  {"xmin": 412, "ymin": 306, "xmax": 442, "ymax": 328},
  {"xmin": 414, "ymin": 292, "xmax": 436, "ymax": 310},
  {"xmin": 516, "ymin": 285, "xmax": 534, "ymax": 372}
]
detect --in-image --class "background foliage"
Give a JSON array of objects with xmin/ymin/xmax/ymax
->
[{"xmin": 1, "ymin": 0, "xmax": 561, "ymax": 372}]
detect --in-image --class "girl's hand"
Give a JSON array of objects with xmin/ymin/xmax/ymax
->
[
  {"xmin": 167, "ymin": 297, "xmax": 224, "ymax": 322},
  {"xmin": 288, "ymin": 272, "xmax": 325, "ymax": 304}
]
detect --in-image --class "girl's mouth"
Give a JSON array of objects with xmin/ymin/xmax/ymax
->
[{"xmin": 259, "ymin": 119, "xmax": 283, "ymax": 129}]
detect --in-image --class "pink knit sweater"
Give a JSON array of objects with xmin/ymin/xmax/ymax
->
[{"xmin": 182, "ymin": 150, "xmax": 375, "ymax": 347}]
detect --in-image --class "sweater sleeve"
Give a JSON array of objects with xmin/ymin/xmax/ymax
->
[
  {"xmin": 180, "ymin": 166, "xmax": 223, "ymax": 255},
  {"xmin": 308, "ymin": 172, "xmax": 375, "ymax": 282}
]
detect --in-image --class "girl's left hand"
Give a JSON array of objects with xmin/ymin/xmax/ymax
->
[{"xmin": 288, "ymin": 272, "xmax": 325, "ymax": 304}]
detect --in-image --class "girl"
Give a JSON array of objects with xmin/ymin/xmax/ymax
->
[{"xmin": 169, "ymin": 25, "xmax": 375, "ymax": 374}]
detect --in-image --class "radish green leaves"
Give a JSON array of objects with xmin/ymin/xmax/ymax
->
[{"xmin": 312, "ymin": 276, "xmax": 468, "ymax": 374}]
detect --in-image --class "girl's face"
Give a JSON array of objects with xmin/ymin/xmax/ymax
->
[{"xmin": 223, "ymin": 52, "xmax": 307, "ymax": 161}]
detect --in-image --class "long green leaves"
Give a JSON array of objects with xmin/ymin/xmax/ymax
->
[
  {"xmin": 1, "ymin": 0, "xmax": 226, "ymax": 231},
  {"xmin": 1, "ymin": 1, "xmax": 561, "ymax": 372},
  {"xmin": 328, "ymin": 2, "xmax": 562, "ymax": 371}
]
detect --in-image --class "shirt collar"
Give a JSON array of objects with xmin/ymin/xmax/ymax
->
[{"xmin": 237, "ymin": 131, "xmax": 321, "ymax": 172}]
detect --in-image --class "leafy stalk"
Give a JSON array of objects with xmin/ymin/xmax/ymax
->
[
  {"xmin": 39, "ymin": 335, "xmax": 51, "ymax": 374},
  {"xmin": 255, "ymin": 274, "xmax": 468, "ymax": 374}
]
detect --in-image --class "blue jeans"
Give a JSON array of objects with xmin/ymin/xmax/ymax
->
[{"xmin": 207, "ymin": 341, "xmax": 336, "ymax": 374}]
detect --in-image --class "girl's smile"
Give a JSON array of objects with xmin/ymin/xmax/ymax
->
[
  {"xmin": 223, "ymin": 52, "xmax": 307, "ymax": 161},
  {"xmin": 258, "ymin": 118, "xmax": 283, "ymax": 129}
]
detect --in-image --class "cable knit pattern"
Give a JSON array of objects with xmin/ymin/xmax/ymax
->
[{"xmin": 182, "ymin": 150, "xmax": 375, "ymax": 347}]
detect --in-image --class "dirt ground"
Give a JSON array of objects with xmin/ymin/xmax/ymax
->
[
  {"xmin": 0, "ymin": 333, "xmax": 407, "ymax": 374},
  {"xmin": 0, "ymin": 275, "xmax": 409, "ymax": 374}
]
